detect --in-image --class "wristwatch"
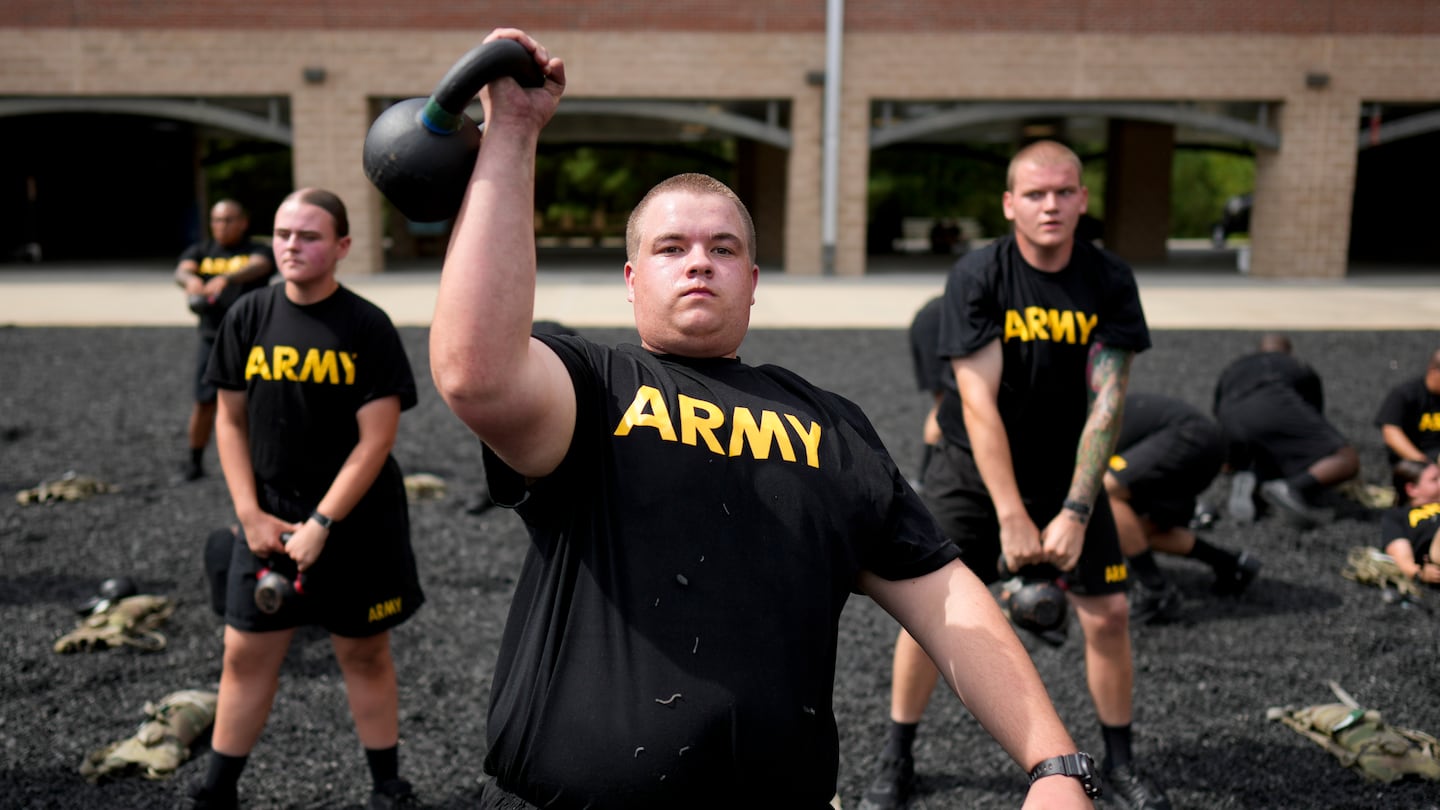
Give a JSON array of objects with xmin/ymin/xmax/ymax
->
[
  {"xmin": 1028, "ymin": 752, "xmax": 1101, "ymax": 799},
  {"xmin": 309, "ymin": 511, "xmax": 334, "ymax": 530}
]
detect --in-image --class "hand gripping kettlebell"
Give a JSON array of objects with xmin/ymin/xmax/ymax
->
[{"xmin": 363, "ymin": 38, "xmax": 547, "ymax": 223}]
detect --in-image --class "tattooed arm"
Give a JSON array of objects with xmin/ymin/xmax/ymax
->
[{"xmin": 1040, "ymin": 342, "xmax": 1133, "ymax": 570}]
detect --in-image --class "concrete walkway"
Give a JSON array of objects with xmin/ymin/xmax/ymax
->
[{"xmin": 2, "ymin": 262, "xmax": 1437, "ymax": 330}]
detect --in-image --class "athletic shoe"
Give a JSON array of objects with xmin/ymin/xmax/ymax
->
[
  {"xmin": 1188, "ymin": 499, "xmax": 1220, "ymax": 532},
  {"xmin": 1259, "ymin": 480, "xmax": 1328, "ymax": 529},
  {"xmin": 1227, "ymin": 471, "xmax": 1257, "ymax": 524},
  {"xmin": 858, "ymin": 751, "xmax": 914, "ymax": 810},
  {"xmin": 1103, "ymin": 764, "xmax": 1172, "ymax": 810},
  {"xmin": 1213, "ymin": 551, "xmax": 1263, "ymax": 595},
  {"xmin": 1129, "ymin": 580, "xmax": 1182, "ymax": 624},
  {"xmin": 369, "ymin": 778, "xmax": 420, "ymax": 809}
]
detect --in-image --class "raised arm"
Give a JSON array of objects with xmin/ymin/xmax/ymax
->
[{"xmin": 429, "ymin": 30, "xmax": 575, "ymax": 479}]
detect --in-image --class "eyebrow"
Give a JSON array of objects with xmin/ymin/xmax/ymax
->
[{"xmin": 651, "ymin": 231, "xmax": 743, "ymax": 246}]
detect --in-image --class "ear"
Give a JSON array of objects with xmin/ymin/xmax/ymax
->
[
  {"xmin": 1002, "ymin": 190, "xmax": 1016, "ymax": 222},
  {"xmin": 334, "ymin": 235, "xmax": 352, "ymax": 261},
  {"xmin": 624, "ymin": 261, "xmax": 637, "ymax": 303}
]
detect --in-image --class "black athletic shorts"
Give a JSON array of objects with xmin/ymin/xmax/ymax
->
[
  {"xmin": 194, "ymin": 335, "xmax": 218, "ymax": 404},
  {"xmin": 222, "ymin": 480, "xmax": 424, "ymax": 637},
  {"xmin": 922, "ymin": 441, "xmax": 1127, "ymax": 596},
  {"xmin": 1109, "ymin": 419, "xmax": 1224, "ymax": 530},
  {"xmin": 1218, "ymin": 392, "xmax": 1348, "ymax": 479}
]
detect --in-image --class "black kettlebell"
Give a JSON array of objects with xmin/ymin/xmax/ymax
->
[{"xmin": 363, "ymin": 38, "xmax": 547, "ymax": 223}]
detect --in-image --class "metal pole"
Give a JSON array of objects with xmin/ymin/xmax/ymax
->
[{"xmin": 821, "ymin": 0, "xmax": 844, "ymax": 276}]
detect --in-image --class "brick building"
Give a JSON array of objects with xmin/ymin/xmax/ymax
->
[{"xmin": 2, "ymin": 1, "xmax": 1437, "ymax": 277}]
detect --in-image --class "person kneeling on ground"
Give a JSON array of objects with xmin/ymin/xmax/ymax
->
[
  {"xmin": 1105, "ymin": 392, "xmax": 1262, "ymax": 624},
  {"xmin": 1212, "ymin": 333, "xmax": 1359, "ymax": 529}
]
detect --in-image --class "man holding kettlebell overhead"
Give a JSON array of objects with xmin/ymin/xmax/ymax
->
[{"xmin": 428, "ymin": 28, "xmax": 1095, "ymax": 809}]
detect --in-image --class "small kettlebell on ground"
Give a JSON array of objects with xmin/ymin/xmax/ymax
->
[{"xmin": 363, "ymin": 38, "xmax": 547, "ymax": 223}]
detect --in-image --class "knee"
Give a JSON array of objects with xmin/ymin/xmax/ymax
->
[
  {"xmin": 1078, "ymin": 593, "xmax": 1131, "ymax": 642},
  {"xmin": 335, "ymin": 637, "xmax": 393, "ymax": 680}
]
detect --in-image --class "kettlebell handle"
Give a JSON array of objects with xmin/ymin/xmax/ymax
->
[{"xmin": 421, "ymin": 38, "xmax": 548, "ymax": 135}]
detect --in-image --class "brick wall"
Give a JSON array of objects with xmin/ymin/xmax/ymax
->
[
  {"xmin": 1, "ymin": 18, "xmax": 1437, "ymax": 276},
  {"xmin": 3, "ymin": 1, "xmax": 1437, "ymax": 34}
]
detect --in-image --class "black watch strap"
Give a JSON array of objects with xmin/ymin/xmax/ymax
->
[
  {"xmin": 309, "ymin": 511, "xmax": 334, "ymax": 530},
  {"xmin": 1028, "ymin": 752, "xmax": 1101, "ymax": 799}
]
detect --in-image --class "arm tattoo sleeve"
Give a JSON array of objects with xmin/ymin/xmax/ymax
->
[{"xmin": 1068, "ymin": 343, "xmax": 1133, "ymax": 512}]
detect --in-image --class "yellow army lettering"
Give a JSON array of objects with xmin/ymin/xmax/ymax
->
[
  {"xmin": 367, "ymin": 597, "xmax": 402, "ymax": 623},
  {"xmin": 1104, "ymin": 564, "xmax": 1128, "ymax": 584},
  {"xmin": 1408, "ymin": 503, "xmax": 1440, "ymax": 528},
  {"xmin": 1419, "ymin": 412, "xmax": 1440, "ymax": 432},
  {"xmin": 197, "ymin": 255, "xmax": 252, "ymax": 277},
  {"xmin": 1004, "ymin": 307, "xmax": 1098, "ymax": 344},
  {"xmin": 1108, "ymin": 455, "xmax": 1128, "ymax": 472},
  {"xmin": 613, "ymin": 385, "xmax": 823, "ymax": 468},
  {"xmin": 245, "ymin": 345, "xmax": 357, "ymax": 384}
]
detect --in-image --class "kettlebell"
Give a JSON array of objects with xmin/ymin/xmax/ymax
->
[{"xmin": 363, "ymin": 38, "xmax": 547, "ymax": 223}]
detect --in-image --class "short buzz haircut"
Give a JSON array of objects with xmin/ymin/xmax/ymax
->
[
  {"xmin": 212, "ymin": 199, "xmax": 247, "ymax": 218},
  {"xmin": 625, "ymin": 173, "xmax": 756, "ymax": 263},
  {"xmin": 281, "ymin": 188, "xmax": 349, "ymax": 238},
  {"xmin": 1006, "ymin": 140, "xmax": 1084, "ymax": 191}
]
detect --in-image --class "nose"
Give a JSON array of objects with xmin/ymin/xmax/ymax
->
[{"xmin": 685, "ymin": 246, "xmax": 712, "ymax": 277}]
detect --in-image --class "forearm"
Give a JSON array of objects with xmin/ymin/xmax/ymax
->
[
  {"xmin": 967, "ymin": 408, "xmax": 1026, "ymax": 520},
  {"xmin": 1066, "ymin": 347, "xmax": 1131, "ymax": 510},
  {"xmin": 314, "ymin": 436, "xmax": 394, "ymax": 523},
  {"xmin": 866, "ymin": 563, "xmax": 1079, "ymax": 769},
  {"xmin": 175, "ymin": 261, "xmax": 201, "ymax": 290},
  {"xmin": 314, "ymin": 397, "xmax": 402, "ymax": 522},
  {"xmin": 1381, "ymin": 425, "xmax": 1427, "ymax": 462},
  {"xmin": 226, "ymin": 254, "xmax": 273, "ymax": 286},
  {"xmin": 431, "ymin": 124, "xmax": 543, "ymax": 412}
]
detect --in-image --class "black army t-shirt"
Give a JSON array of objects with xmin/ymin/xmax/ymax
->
[
  {"xmin": 935, "ymin": 234, "xmax": 1150, "ymax": 489},
  {"xmin": 180, "ymin": 238, "xmax": 276, "ymax": 337},
  {"xmin": 206, "ymin": 284, "xmax": 417, "ymax": 501},
  {"xmin": 480, "ymin": 336, "xmax": 959, "ymax": 808}
]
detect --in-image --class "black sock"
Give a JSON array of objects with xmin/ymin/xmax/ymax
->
[
  {"xmin": 1288, "ymin": 472, "xmax": 1321, "ymax": 501},
  {"xmin": 1188, "ymin": 538, "xmax": 1238, "ymax": 571},
  {"xmin": 202, "ymin": 751, "xmax": 248, "ymax": 797},
  {"xmin": 883, "ymin": 721, "xmax": 918, "ymax": 760},
  {"xmin": 1101, "ymin": 723, "xmax": 1134, "ymax": 771},
  {"xmin": 1126, "ymin": 552, "xmax": 1167, "ymax": 589},
  {"xmin": 189, "ymin": 447, "xmax": 204, "ymax": 467},
  {"xmin": 365, "ymin": 745, "xmax": 400, "ymax": 788}
]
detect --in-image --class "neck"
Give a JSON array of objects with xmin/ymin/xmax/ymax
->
[
  {"xmin": 286, "ymin": 276, "xmax": 339, "ymax": 305},
  {"xmin": 1015, "ymin": 237, "xmax": 1074, "ymax": 273}
]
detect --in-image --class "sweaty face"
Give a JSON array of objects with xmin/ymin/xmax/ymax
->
[
  {"xmin": 272, "ymin": 201, "xmax": 349, "ymax": 286},
  {"xmin": 209, "ymin": 203, "xmax": 248, "ymax": 247},
  {"xmin": 1003, "ymin": 161, "xmax": 1089, "ymax": 261},
  {"xmin": 624, "ymin": 190, "xmax": 758, "ymax": 358}
]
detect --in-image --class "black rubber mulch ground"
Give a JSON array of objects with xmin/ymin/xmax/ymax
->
[{"xmin": 2, "ymin": 324, "xmax": 1439, "ymax": 810}]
